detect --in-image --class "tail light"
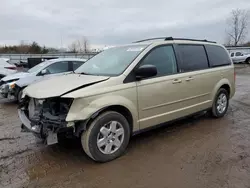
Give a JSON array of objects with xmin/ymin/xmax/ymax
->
[{"xmin": 4, "ymin": 67, "xmax": 17, "ymax": 70}]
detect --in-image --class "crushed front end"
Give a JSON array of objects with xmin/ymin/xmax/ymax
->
[
  {"xmin": 0, "ymin": 79, "xmax": 17, "ymax": 99},
  {"xmin": 18, "ymin": 96, "xmax": 74, "ymax": 145}
]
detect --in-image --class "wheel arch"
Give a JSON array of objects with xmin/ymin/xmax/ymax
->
[
  {"xmin": 67, "ymin": 95, "xmax": 139, "ymax": 136},
  {"xmin": 211, "ymin": 79, "xmax": 232, "ymax": 103},
  {"xmin": 245, "ymin": 57, "xmax": 250, "ymax": 63}
]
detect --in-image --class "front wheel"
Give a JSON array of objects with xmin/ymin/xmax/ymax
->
[
  {"xmin": 211, "ymin": 88, "xmax": 229, "ymax": 118},
  {"xmin": 17, "ymin": 88, "xmax": 24, "ymax": 103},
  {"xmin": 81, "ymin": 111, "xmax": 130, "ymax": 162}
]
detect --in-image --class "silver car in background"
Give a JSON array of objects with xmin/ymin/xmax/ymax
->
[
  {"xmin": 0, "ymin": 58, "xmax": 87, "ymax": 102},
  {"xmin": 0, "ymin": 58, "xmax": 18, "ymax": 78},
  {"xmin": 230, "ymin": 51, "xmax": 250, "ymax": 64}
]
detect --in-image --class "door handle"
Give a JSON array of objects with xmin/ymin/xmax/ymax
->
[
  {"xmin": 172, "ymin": 79, "xmax": 182, "ymax": 84},
  {"xmin": 185, "ymin": 77, "xmax": 194, "ymax": 81}
]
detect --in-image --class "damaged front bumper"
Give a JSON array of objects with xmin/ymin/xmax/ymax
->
[
  {"xmin": 0, "ymin": 81, "xmax": 18, "ymax": 100},
  {"xmin": 0, "ymin": 83, "xmax": 9, "ymax": 98},
  {"xmin": 18, "ymin": 109, "xmax": 41, "ymax": 134},
  {"xmin": 18, "ymin": 97, "xmax": 74, "ymax": 145}
]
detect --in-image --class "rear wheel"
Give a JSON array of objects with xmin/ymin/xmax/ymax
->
[
  {"xmin": 81, "ymin": 111, "xmax": 130, "ymax": 162},
  {"xmin": 211, "ymin": 88, "xmax": 229, "ymax": 118}
]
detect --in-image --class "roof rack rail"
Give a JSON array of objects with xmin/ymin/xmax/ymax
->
[
  {"xmin": 133, "ymin": 37, "xmax": 167, "ymax": 43},
  {"xmin": 165, "ymin": 37, "xmax": 216, "ymax": 43},
  {"xmin": 133, "ymin": 37, "xmax": 216, "ymax": 43}
]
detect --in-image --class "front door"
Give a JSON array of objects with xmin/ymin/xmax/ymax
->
[{"xmin": 136, "ymin": 45, "xmax": 187, "ymax": 129}]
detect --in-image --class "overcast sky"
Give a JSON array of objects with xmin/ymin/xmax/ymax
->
[{"xmin": 1, "ymin": 0, "xmax": 250, "ymax": 49}]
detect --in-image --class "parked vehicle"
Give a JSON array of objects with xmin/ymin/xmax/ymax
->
[
  {"xmin": 230, "ymin": 51, "xmax": 250, "ymax": 64},
  {"xmin": 0, "ymin": 58, "xmax": 17, "ymax": 79},
  {"xmin": 18, "ymin": 37, "xmax": 235, "ymax": 162},
  {"xmin": 0, "ymin": 58, "xmax": 86, "ymax": 102}
]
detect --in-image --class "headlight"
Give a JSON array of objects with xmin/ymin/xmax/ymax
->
[{"xmin": 8, "ymin": 81, "xmax": 16, "ymax": 89}]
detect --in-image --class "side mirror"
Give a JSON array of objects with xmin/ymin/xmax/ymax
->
[
  {"xmin": 40, "ymin": 69, "xmax": 48, "ymax": 75},
  {"xmin": 135, "ymin": 64, "xmax": 157, "ymax": 80}
]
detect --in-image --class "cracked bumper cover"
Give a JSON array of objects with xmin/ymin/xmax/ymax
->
[
  {"xmin": 18, "ymin": 109, "xmax": 41, "ymax": 134},
  {"xmin": 18, "ymin": 97, "xmax": 75, "ymax": 144}
]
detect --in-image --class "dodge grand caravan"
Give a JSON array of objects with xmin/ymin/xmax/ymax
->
[{"xmin": 18, "ymin": 37, "xmax": 235, "ymax": 162}]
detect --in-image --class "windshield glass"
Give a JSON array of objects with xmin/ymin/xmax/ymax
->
[
  {"xmin": 28, "ymin": 60, "xmax": 52, "ymax": 73},
  {"xmin": 75, "ymin": 45, "xmax": 148, "ymax": 76}
]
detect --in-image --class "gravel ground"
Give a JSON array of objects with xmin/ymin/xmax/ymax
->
[{"xmin": 1, "ymin": 65, "xmax": 250, "ymax": 188}]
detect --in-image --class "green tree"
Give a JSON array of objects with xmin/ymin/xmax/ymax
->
[{"xmin": 29, "ymin": 41, "xmax": 41, "ymax": 53}]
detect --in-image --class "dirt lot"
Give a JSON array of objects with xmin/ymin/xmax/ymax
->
[{"xmin": 1, "ymin": 65, "xmax": 250, "ymax": 188}]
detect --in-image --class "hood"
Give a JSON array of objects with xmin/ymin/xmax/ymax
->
[
  {"xmin": 15, "ymin": 75, "xmax": 40, "ymax": 87},
  {"xmin": 1, "ymin": 72, "xmax": 30, "ymax": 82},
  {"xmin": 24, "ymin": 74, "xmax": 109, "ymax": 99},
  {"xmin": 16, "ymin": 72, "xmax": 71, "ymax": 88}
]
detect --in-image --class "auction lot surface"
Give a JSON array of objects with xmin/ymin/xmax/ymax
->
[{"xmin": 1, "ymin": 65, "xmax": 250, "ymax": 188}]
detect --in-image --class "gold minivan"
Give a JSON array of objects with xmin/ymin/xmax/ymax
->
[{"xmin": 18, "ymin": 37, "xmax": 235, "ymax": 162}]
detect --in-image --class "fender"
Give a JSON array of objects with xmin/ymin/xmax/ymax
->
[
  {"xmin": 211, "ymin": 78, "xmax": 233, "ymax": 102},
  {"xmin": 66, "ymin": 95, "xmax": 139, "ymax": 131}
]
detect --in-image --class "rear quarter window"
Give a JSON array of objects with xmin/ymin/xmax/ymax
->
[{"xmin": 205, "ymin": 45, "xmax": 231, "ymax": 67}]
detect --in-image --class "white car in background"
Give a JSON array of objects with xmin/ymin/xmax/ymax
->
[
  {"xmin": 0, "ymin": 58, "xmax": 17, "ymax": 78},
  {"xmin": 230, "ymin": 51, "xmax": 250, "ymax": 64},
  {"xmin": 0, "ymin": 58, "xmax": 87, "ymax": 102}
]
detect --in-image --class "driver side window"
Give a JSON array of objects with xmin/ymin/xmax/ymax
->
[
  {"xmin": 41, "ymin": 61, "xmax": 69, "ymax": 75},
  {"xmin": 139, "ymin": 45, "xmax": 177, "ymax": 77}
]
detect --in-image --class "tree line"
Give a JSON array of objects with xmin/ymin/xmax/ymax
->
[
  {"xmin": 0, "ymin": 41, "xmax": 58, "ymax": 54},
  {"xmin": 0, "ymin": 36, "xmax": 91, "ymax": 54}
]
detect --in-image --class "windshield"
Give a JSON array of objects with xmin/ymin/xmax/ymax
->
[
  {"xmin": 28, "ymin": 60, "xmax": 52, "ymax": 73},
  {"xmin": 75, "ymin": 45, "xmax": 148, "ymax": 76}
]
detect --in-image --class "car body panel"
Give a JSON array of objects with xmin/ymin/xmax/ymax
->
[
  {"xmin": 23, "ymin": 74, "xmax": 110, "ymax": 99},
  {"xmin": 15, "ymin": 71, "xmax": 72, "ymax": 88},
  {"xmin": 2, "ymin": 72, "xmax": 32, "ymax": 82},
  {"xmin": 0, "ymin": 58, "xmax": 17, "ymax": 77},
  {"xmin": 65, "ymin": 81, "xmax": 139, "ymax": 131}
]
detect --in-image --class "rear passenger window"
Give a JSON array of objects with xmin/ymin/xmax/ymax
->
[
  {"xmin": 72, "ymin": 61, "xmax": 84, "ymax": 70},
  {"xmin": 178, "ymin": 45, "xmax": 209, "ymax": 72},
  {"xmin": 206, "ymin": 45, "xmax": 231, "ymax": 67},
  {"xmin": 139, "ymin": 45, "xmax": 177, "ymax": 77},
  {"xmin": 235, "ymin": 52, "xmax": 242, "ymax": 56},
  {"xmin": 231, "ymin": 53, "xmax": 234, "ymax": 57},
  {"xmin": 45, "ymin": 61, "xmax": 69, "ymax": 74}
]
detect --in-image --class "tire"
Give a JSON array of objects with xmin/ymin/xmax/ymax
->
[
  {"xmin": 211, "ymin": 88, "xmax": 229, "ymax": 118},
  {"xmin": 246, "ymin": 58, "xmax": 250, "ymax": 64},
  {"xmin": 81, "ymin": 111, "xmax": 130, "ymax": 162},
  {"xmin": 17, "ymin": 88, "xmax": 24, "ymax": 103}
]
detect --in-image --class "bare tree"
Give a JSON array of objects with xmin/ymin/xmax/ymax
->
[
  {"xmin": 226, "ymin": 9, "xmax": 249, "ymax": 46},
  {"xmin": 83, "ymin": 37, "xmax": 89, "ymax": 53},
  {"xmin": 68, "ymin": 36, "xmax": 90, "ymax": 52},
  {"xmin": 68, "ymin": 41, "xmax": 78, "ymax": 52}
]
